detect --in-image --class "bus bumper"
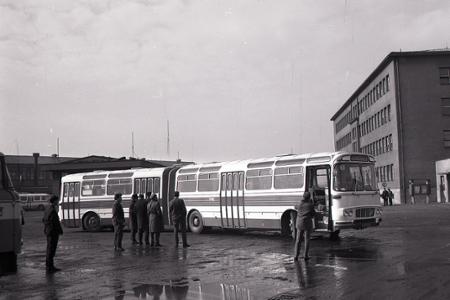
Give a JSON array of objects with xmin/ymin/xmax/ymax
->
[{"xmin": 334, "ymin": 217, "xmax": 382, "ymax": 230}]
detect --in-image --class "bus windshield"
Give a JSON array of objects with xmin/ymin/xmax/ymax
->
[{"xmin": 333, "ymin": 163, "xmax": 377, "ymax": 191}]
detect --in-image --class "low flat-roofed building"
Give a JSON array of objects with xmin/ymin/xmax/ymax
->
[
  {"xmin": 435, "ymin": 158, "xmax": 450, "ymax": 203},
  {"xmin": 5, "ymin": 153, "xmax": 191, "ymax": 195},
  {"xmin": 331, "ymin": 49, "xmax": 450, "ymax": 204}
]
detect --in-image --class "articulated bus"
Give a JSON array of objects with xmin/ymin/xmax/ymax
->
[
  {"xmin": 0, "ymin": 152, "xmax": 22, "ymax": 274},
  {"xmin": 59, "ymin": 152, "xmax": 382, "ymax": 238}
]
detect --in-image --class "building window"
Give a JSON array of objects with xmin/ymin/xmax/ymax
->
[
  {"xmin": 441, "ymin": 98, "xmax": 450, "ymax": 116},
  {"xmin": 443, "ymin": 130, "xmax": 450, "ymax": 147},
  {"xmin": 386, "ymin": 74, "xmax": 390, "ymax": 91},
  {"xmin": 439, "ymin": 67, "xmax": 450, "ymax": 85}
]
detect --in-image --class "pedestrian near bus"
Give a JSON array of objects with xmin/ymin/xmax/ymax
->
[
  {"xmin": 294, "ymin": 191, "xmax": 316, "ymax": 261},
  {"xmin": 42, "ymin": 195, "xmax": 63, "ymax": 273},
  {"xmin": 136, "ymin": 193, "xmax": 150, "ymax": 245},
  {"xmin": 381, "ymin": 188, "xmax": 389, "ymax": 206},
  {"xmin": 129, "ymin": 194, "xmax": 138, "ymax": 244},
  {"xmin": 387, "ymin": 188, "xmax": 394, "ymax": 206},
  {"xmin": 112, "ymin": 193, "xmax": 125, "ymax": 251},
  {"xmin": 147, "ymin": 193, "xmax": 163, "ymax": 247},
  {"xmin": 169, "ymin": 191, "xmax": 190, "ymax": 248}
]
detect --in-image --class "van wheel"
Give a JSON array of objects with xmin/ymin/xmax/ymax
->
[
  {"xmin": 83, "ymin": 213, "xmax": 101, "ymax": 232},
  {"xmin": 38, "ymin": 205, "xmax": 45, "ymax": 211},
  {"xmin": 188, "ymin": 211, "xmax": 204, "ymax": 234},
  {"xmin": 329, "ymin": 230, "xmax": 340, "ymax": 241},
  {"xmin": 0, "ymin": 252, "xmax": 17, "ymax": 274}
]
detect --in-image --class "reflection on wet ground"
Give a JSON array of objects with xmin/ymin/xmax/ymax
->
[{"xmin": 1, "ymin": 205, "xmax": 450, "ymax": 299}]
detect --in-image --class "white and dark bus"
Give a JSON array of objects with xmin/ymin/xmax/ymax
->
[{"xmin": 59, "ymin": 152, "xmax": 382, "ymax": 238}]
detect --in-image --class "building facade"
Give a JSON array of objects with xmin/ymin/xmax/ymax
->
[{"xmin": 331, "ymin": 50, "xmax": 450, "ymax": 204}]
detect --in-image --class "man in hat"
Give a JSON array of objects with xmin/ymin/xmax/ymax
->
[
  {"xmin": 294, "ymin": 191, "xmax": 316, "ymax": 261},
  {"xmin": 136, "ymin": 193, "xmax": 150, "ymax": 245},
  {"xmin": 42, "ymin": 195, "xmax": 63, "ymax": 273},
  {"xmin": 112, "ymin": 193, "xmax": 125, "ymax": 251},
  {"xmin": 169, "ymin": 191, "xmax": 190, "ymax": 248}
]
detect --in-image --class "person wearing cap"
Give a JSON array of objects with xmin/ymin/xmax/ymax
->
[
  {"xmin": 136, "ymin": 193, "xmax": 150, "ymax": 245},
  {"xmin": 42, "ymin": 195, "xmax": 63, "ymax": 273},
  {"xmin": 169, "ymin": 191, "xmax": 190, "ymax": 248},
  {"xmin": 294, "ymin": 191, "xmax": 316, "ymax": 261},
  {"xmin": 147, "ymin": 193, "xmax": 163, "ymax": 247},
  {"xmin": 112, "ymin": 193, "xmax": 125, "ymax": 251},
  {"xmin": 129, "ymin": 194, "xmax": 138, "ymax": 244}
]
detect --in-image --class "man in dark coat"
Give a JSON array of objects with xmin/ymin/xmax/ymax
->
[
  {"xmin": 136, "ymin": 193, "xmax": 150, "ymax": 245},
  {"xmin": 42, "ymin": 195, "xmax": 63, "ymax": 273},
  {"xmin": 294, "ymin": 191, "xmax": 316, "ymax": 261},
  {"xmin": 112, "ymin": 193, "xmax": 125, "ymax": 251},
  {"xmin": 387, "ymin": 188, "xmax": 394, "ymax": 206},
  {"xmin": 381, "ymin": 188, "xmax": 389, "ymax": 206},
  {"xmin": 129, "ymin": 194, "xmax": 138, "ymax": 244},
  {"xmin": 147, "ymin": 193, "xmax": 163, "ymax": 247},
  {"xmin": 169, "ymin": 191, "xmax": 190, "ymax": 248}
]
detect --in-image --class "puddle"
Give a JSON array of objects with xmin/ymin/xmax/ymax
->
[{"xmin": 113, "ymin": 281, "xmax": 254, "ymax": 299}]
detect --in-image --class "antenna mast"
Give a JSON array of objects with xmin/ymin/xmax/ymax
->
[{"xmin": 131, "ymin": 131, "xmax": 135, "ymax": 158}]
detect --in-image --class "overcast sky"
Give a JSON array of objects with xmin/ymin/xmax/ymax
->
[{"xmin": 1, "ymin": 0, "xmax": 450, "ymax": 163}]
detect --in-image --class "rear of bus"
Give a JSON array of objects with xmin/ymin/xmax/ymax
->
[
  {"xmin": 0, "ymin": 153, "xmax": 22, "ymax": 274},
  {"xmin": 331, "ymin": 153, "xmax": 382, "ymax": 231}
]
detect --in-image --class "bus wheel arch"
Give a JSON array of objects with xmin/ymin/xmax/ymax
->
[
  {"xmin": 188, "ymin": 210, "xmax": 204, "ymax": 234},
  {"xmin": 82, "ymin": 212, "xmax": 101, "ymax": 232},
  {"xmin": 281, "ymin": 210, "xmax": 297, "ymax": 239}
]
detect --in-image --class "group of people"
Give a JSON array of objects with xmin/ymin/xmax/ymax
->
[
  {"xmin": 381, "ymin": 187, "xmax": 394, "ymax": 206},
  {"xmin": 42, "ymin": 191, "xmax": 190, "ymax": 273},
  {"xmin": 112, "ymin": 191, "xmax": 191, "ymax": 251}
]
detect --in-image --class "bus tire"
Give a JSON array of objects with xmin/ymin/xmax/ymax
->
[
  {"xmin": 38, "ymin": 204, "xmax": 45, "ymax": 211},
  {"xmin": 188, "ymin": 210, "xmax": 204, "ymax": 234},
  {"xmin": 281, "ymin": 210, "xmax": 297, "ymax": 239},
  {"xmin": 83, "ymin": 212, "xmax": 101, "ymax": 232},
  {"xmin": 329, "ymin": 230, "xmax": 340, "ymax": 241}
]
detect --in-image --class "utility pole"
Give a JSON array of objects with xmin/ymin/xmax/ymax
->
[
  {"xmin": 167, "ymin": 120, "xmax": 170, "ymax": 157},
  {"xmin": 131, "ymin": 131, "xmax": 135, "ymax": 158},
  {"xmin": 57, "ymin": 137, "xmax": 60, "ymax": 156}
]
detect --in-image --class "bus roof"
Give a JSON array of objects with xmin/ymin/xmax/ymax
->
[
  {"xmin": 61, "ymin": 167, "xmax": 168, "ymax": 182},
  {"xmin": 178, "ymin": 152, "xmax": 374, "ymax": 173}
]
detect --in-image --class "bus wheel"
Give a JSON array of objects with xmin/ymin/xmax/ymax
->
[
  {"xmin": 188, "ymin": 211, "xmax": 204, "ymax": 234},
  {"xmin": 281, "ymin": 211, "xmax": 297, "ymax": 239},
  {"xmin": 329, "ymin": 230, "xmax": 340, "ymax": 241},
  {"xmin": 38, "ymin": 205, "xmax": 45, "ymax": 210},
  {"xmin": 83, "ymin": 213, "xmax": 101, "ymax": 232}
]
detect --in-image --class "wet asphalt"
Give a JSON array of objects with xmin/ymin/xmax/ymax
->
[{"xmin": 0, "ymin": 204, "xmax": 449, "ymax": 300}]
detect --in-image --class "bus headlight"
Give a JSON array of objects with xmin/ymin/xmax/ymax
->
[
  {"xmin": 343, "ymin": 209, "xmax": 353, "ymax": 217},
  {"xmin": 375, "ymin": 208, "xmax": 383, "ymax": 216}
]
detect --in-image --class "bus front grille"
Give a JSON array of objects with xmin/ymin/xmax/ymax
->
[{"xmin": 355, "ymin": 208, "xmax": 375, "ymax": 218}]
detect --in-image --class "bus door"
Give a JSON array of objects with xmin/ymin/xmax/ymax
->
[
  {"xmin": 220, "ymin": 172, "xmax": 246, "ymax": 229},
  {"xmin": 62, "ymin": 182, "xmax": 81, "ymax": 227},
  {"xmin": 306, "ymin": 166, "xmax": 332, "ymax": 231}
]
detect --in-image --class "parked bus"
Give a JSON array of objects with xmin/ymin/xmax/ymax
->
[
  {"xmin": 19, "ymin": 193, "xmax": 50, "ymax": 211},
  {"xmin": 59, "ymin": 152, "xmax": 382, "ymax": 238},
  {"xmin": 0, "ymin": 152, "xmax": 22, "ymax": 274},
  {"xmin": 59, "ymin": 167, "xmax": 179, "ymax": 231}
]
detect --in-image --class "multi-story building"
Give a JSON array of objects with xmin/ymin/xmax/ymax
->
[{"xmin": 331, "ymin": 50, "xmax": 450, "ymax": 204}]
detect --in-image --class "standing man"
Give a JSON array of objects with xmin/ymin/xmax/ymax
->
[
  {"xmin": 42, "ymin": 195, "xmax": 63, "ymax": 273},
  {"xmin": 294, "ymin": 191, "xmax": 315, "ymax": 261},
  {"xmin": 136, "ymin": 193, "xmax": 150, "ymax": 245},
  {"xmin": 381, "ymin": 188, "xmax": 389, "ymax": 206},
  {"xmin": 387, "ymin": 188, "xmax": 394, "ymax": 206},
  {"xmin": 129, "ymin": 194, "xmax": 138, "ymax": 244},
  {"xmin": 147, "ymin": 193, "xmax": 163, "ymax": 247},
  {"xmin": 169, "ymin": 191, "xmax": 190, "ymax": 248},
  {"xmin": 112, "ymin": 193, "xmax": 125, "ymax": 251}
]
